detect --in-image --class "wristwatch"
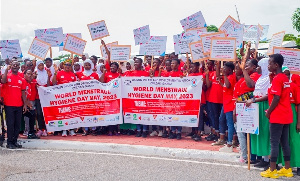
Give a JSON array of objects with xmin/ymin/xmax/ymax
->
[{"xmin": 252, "ymin": 97, "xmax": 256, "ymax": 103}]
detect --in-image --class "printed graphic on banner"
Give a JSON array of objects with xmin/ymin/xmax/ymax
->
[
  {"xmin": 87, "ymin": 20, "xmax": 110, "ymax": 41},
  {"xmin": 260, "ymin": 25, "xmax": 269, "ymax": 41},
  {"xmin": 38, "ymin": 79, "xmax": 122, "ymax": 132},
  {"xmin": 200, "ymin": 32, "xmax": 226, "ymax": 55},
  {"xmin": 267, "ymin": 31, "xmax": 285, "ymax": 55},
  {"xmin": 236, "ymin": 103, "xmax": 259, "ymax": 134},
  {"xmin": 219, "ymin": 15, "xmax": 244, "ymax": 48},
  {"xmin": 63, "ymin": 34, "xmax": 87, "ymax": 55},
  {"xmin": 210, "ymin": 37, "xmax": 236, "ymax": 61},
  {"xmin": 122, "ymin": 77, "xmax": 203, "ymax": 127},
  {"xmin": 34, "ymin": 27, "xmax": 63, "ymax": 47},
  {"xmin": 273, "ymin": 47, "xmax": 300, "ymax": 73},
  {"xmin": 180, "ymin": 11, "xmax": 207, "ymax": 31},
  {"xmin": 28, "ymin": 38, "xmax": 51, "ymax": 60},
  {"xmin": 189, "ymin": 41, "xmax": 207, "ymax": 62},
  {"xmin": 173, "ymin": 31, "xmax": 199, "ymax": 54},
  {"xmin": 139, "ymin": 36, "xmax": 167, "ymax": 56},
  {"xmin": 59, "ymin": 33, "xmax": 82, "ymax": 51},
  {"xmin": 110, "ymin": 45, "xmax": 131, "ymax": 62},
  {"xmin": 0, "ymin": 40, "xmax": 23, "ymax": 59},
  {"xmin": 133, "ymin": 25, "xmax": 151, "ymax": 45},
  {"xmin": 100, "ymin": 41, "xmax": 118, "ymax": 59}
]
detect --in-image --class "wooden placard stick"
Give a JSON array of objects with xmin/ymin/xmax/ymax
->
[
  {"xmin": 150, "ymin": 55, "xmax": 154, "ymax": 69},
  {"xmin": 49, "ymin": 47, "xmax": 53, "ymax": 58},
  {"xmin": 186, "ymin": 52, "xmax": 190, "ymax": 71}
]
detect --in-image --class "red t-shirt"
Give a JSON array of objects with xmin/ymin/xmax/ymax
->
[
  {"xmin": 189, "ymin": 72, "xmax": 206, "ymax": 104},
  {"xmin": 239, "ymin": 72, "xmax": 261, "ymax": 95},
  {"xmin": 76, "ymin": 72, "xmax": 99, "ymax": 81},
  {"xmin": 129, "ymin": 70, "xmax": 149, "ymax": 77},
  {"xmin": 123, "ymin": 71, "xmax": 133, "ymax": 77},
  {"xmin": 179, "ymin": 61, "xmax": 185, "ymax": 71},
  {"xmin": 3, "ymin": 73, "xmax": 26, "ymax": 107},
  {"xmin": 145, "ymin": 65, "xmax": 151, "ymax": 72},
  {"xmin": 268, "ymin": 73, "xmax": 292, "ymax": 124},
  {"xmin": 29, "ymin": 79, "xmax": 38, "ymax": 101},
  {"xmin": 104, "ymin": 72, "xmax": 120, "ymax": 83},
  {"xmin": 25, "ymin": 81, "xmax": 31, "ymax": 100},
  {"xmin": 206, "ymin": 71, "xmax": 223, "ymax": 104},
  {"xmin": 291, "ymin": 74, "xmax": 300, "ymax": 87},
  {"xmin": 169, "ymin": 71, "xmax": 183, "ymax": 77},
  {"xmin": 233, "ymin": 77, "xmax": 245, "ymax": 99},
  {"xmin": 56, "ymin": 70, "xmax": 76, "ymax": 85},
  {"xmin": 289, "ymin": 82, "xmax": 300, "ymax": 104},
  {"xmin": 160, "ymin": 70, "xmax": 170, "ymax": 77},
  {"xmin": 223, "ymin": 74, "xmax": 236, "ymax": 113},
  {"xmin": 105, "ymin": 61, "xmax": 110, "ymax": 72}
]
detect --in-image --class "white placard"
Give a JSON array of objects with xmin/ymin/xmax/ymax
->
[
  {"xmin": 173, "ymin": 31, "xmax": 200, "ymax": 55},
  {"xmin": 110, "ymin": 45, "xmax": 131, "ymax": 62},
  {"xmin": 210, "ymin": 37, "xmax": 236, "ymax": 61},
  {"xmin": 87, "ymin": 20, "xmax": 110, "ymax": 41},
  {"xmin": 0, "ymin": 40, "xmax": 22, "ymax": 59},
  {"xmin": 260, "ymin": 25, "xmax": 269, "ymax": 41},
  {"xmin": 219, "ymin": 16, "xmax": 244, "ymax": 48},
  {"xmin": 189, "ymin": 41, "xmax": 207, "ymax": 62},
  {"xmin": 200, "ymin": 32, "xmax": 226, "ymax": 55},
  {"xmin": 28, "ymin": 38, "xmax": 51, "ymax": 60},
  {"xmin": 100, "ymin": 41, "xmax": 118, "ymax": 59},
  {"xmin": 63, "ymin": 35, "xmax": 87, "ymax": 56},
  {"xmin": 139, "ymin": 36, "xmax": 167, "ymax": 56},
  {"xmin": 59, "ymin": 33, "xmax": 82, "ymax": 51},
  {"xmin": 273, "ymin": 47, "xmax": 300, "ymax": 73},
  {"xmin": 267, "ymin": 31, "xmax": 285, "ymax": 55},
  {"xmin": 34, "ymin": 27, "xmax": 63, "ymax": 47},
  {"xmin": 236, "ymin": 103, "xmax": 259, "ymax": 134},
  {"xmin": 133, "ymin": 25, "xmax": 150, "ymax": 45},
  {"xmin": 180, "ymin": 11, "xmax": 207, "ymax": 31}
]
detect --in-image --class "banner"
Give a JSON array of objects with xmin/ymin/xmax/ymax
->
[
  {"xmin": 219, "ymin": 15, "xmax": 244, "ymax": 48},
  {"xmin": 28, "ymin": 38, "xmax": 51, "ymax": 60},
  {"xmin": 63, "ymin": 34, "xmax": 87, "ymax": 55},
  {"xmin": 173, "ymin": 31, "xmax": 199, "ymax": 54},
  {"xmin": 0, "ymin": 40, "xmax": 22, "ymax": 59},
  {"xmin": 38, "ymin": 79, "xmax": 122, "ymax": 132},
  {"xmin": 34, "ymin": 27, "xmax": 63, "ymax": 47},
  {"xmin": 139, "ymin": 36, "xmax": 167, "ymax": 56},
  {"xmin": 110, "ymin": 45, "xmax": 131, "ymax": 62},
  {"xmin": 273, "ymin": 47, "xmax": 300, "ymax": 73},
  {"xmin": 122, "ymin": 77, "xmax": 203, "ymax": 127},
  {"xmin": 87, "ymin": 20, "xmax": 110, "ymax": 41},
  {"xmin": 200, "ymin": 32, "xmax": 226, "ymax": 55},
  {"xmin": 100, "ymin": 41, "xmax": 118, "ymax": 59},
  {"xmin": 133, "ymin": 25, "xmax": 151, "ymax": 45},
  {"xmin": 59, "ymin": 33, "xmax": 82, "ymax": 51},
  {"xmin": 236, "ymin": 103, "xmax": 259, "ymax": 134},
  {"xmin": 210, "ymin": 37, "xmax": 236, "ymax": 61},
  {"xmin": 267, "ymin": 31, "xmax": 285, "ymax": 55},
  {"xmin": 189, "ymin": 41, "xmax": 207, "ymax": 62},
  {"xmin": 180, "ymin": 11, "xmax": 207, "ymax": 31}
]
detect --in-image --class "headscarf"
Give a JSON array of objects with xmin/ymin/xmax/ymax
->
[
  {"xmin": 83, "ymin": 59, "xmax": 94, "ymax": 77},
  {"xmin": 253, "ymin": 58, "xmax": 270, "ymax": 97},
  {"xmin": 63, "ymin": 58, "xmax": 72, "ymax": 64},
  {"xmin": 96, "ymin": 63, "xmax": 104, "ymax": 77},
  {"xmin": 36, "ymin": 60, "xmax": 48, "ymax": 86},
  {"xmin": 282, "ymin": 66, "xmax": 292, "ymax": 82},
  {"xmin": 127, "ymin": 59, "xmax": 134, "ymax": 71},
  {"xmin": 73, "ymin": 62, "xmax": 82, "ymax": 73}
]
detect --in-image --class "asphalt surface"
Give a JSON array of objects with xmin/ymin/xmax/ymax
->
[{"xmin": 1, "ymin": 147, "xmax": 299, "ymax": 181}]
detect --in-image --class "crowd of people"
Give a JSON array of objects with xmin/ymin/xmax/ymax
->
[{"xmin": 0, "ymin": 40, "xmax": 300, "ymax": 178}]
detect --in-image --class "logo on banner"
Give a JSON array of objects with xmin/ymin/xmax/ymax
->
[
  {"xmin": 133, "ymin": 114, "xmax": 137, "ymax": 120},
  {"xmin": 153, "ymin": 115, "xmax": 157, "ymax": 119},
  {"xmin": 58, "ymin": 121, "xmax": 64, "ymax": 127},
  {"xmin": 189, "ymin": 118, "xmax": 197, "ymax": 123},
  {"xmin": 49, "ymin": 122, "xmax": 55, "ymax": 127},
  {"xmin": 80, "ymin": 116, "xmax": 85, "ymax": 121},
  {"xmin": 134, "ymin": 101, "xmax": 146, "ymax": 107},
  {"xmin": 112, "ymin": 80, "xmax": 119, "ymax": 88},
  {"xmin": 124, "ymin": 80, "xmax": 132, "ymax": 85},
  {"xmin": 191, "ymin": 78, "xmax": 197, "ymax": 87}
]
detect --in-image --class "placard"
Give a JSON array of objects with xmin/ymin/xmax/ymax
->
[
  {"xmin": 180, "ymin": 11, "xmax": 207, "ymax": 31},
  {"xmin": 139, "ymin": 36, "xmax": 167, "ymax": 56},
  {"xmin": 34, "ymin": 27, "xmax": 63, "ymax": 47},
  {"xmin": 210, "ymin": 37, "xmax": 236, "ymax": 61},
  {"xmin": 273, "ymin": 47, "xmax": 300, "ymax": 73},
  {"xmin": 87, "ymin": 20, "xmax": 110, "ymax": 41},
  {"xmin": 28, "ymin": 38, "xmax": 51, "ymax": 60},
  {"xmin": 100, "ymin": 41, "xmax": 118, "ymax": 59},
  {"xmin": 189, "ymin": 41, "xmax": 207, "ymax": 62},
  {"xmin": 133, "ymin": 25, "xmax": 150, "ymax": 45},
  {"xmin": 173, "ymin": 31, "xmax": 199, "ymax": 54},
  {"xmin": 219, "ymin": 15, "xmax": 244, "ymax": 48},
  {"xmin": 236, "ymin": 103, "xmax": 259, "ymax": 134},
  {"xmin": 110, "ymin": 45, "xmax": 131, "ymax": 62},
  {"xmin": 243, "ymin": 24, "xmax": 263, "ymax": 49},
  {"xmin": 0, "ymin": 40, "xmax": 22, "ymax": 59},
  {"xmin": 63, "ymin": 34, "xmax": 87, "ymax": 56},
  {"xmin": 200, "ymin": 32, "xmax": 226, "ymax": 55},
  {"xmin": 59, "ymin": 33, "xmax": 82, "ymax": 51},
  {"xmin": 260, "ymin": 25, "xmax": 269, "ymax": 41},
  {"xmin": 267, "ymin": 31, "xmax": 285, "ymax": 55}
]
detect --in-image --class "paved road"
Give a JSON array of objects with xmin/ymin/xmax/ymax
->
[{"xmin": 0, "ymin": 147, "xmax": 299, "ymax": 181}]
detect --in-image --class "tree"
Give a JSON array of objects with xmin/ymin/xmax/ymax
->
[
  {"xmin": 283, "ymin": 34, "xmax": 297, "ymax": 41},
  {"xmin": 54, "ymin": 54, "xmax": 71, "ymax": 60},
  {"xmin": 292, "ymin": 8, "xmax": 300, "ymax": 32},
  {"xmin": 207, "ymin": 25, "xmax": 219, "ymax": 32}
]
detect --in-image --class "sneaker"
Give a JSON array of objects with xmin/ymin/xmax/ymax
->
[
  {"xmin": 211, "ymin": 139, "xmax": 226, "ymax": 146},
  {"xmin": 42, "ymin": 130, "xmax": 47, "ymax": 137},
  {"xmin": 135, "ymin": 131, "xmax": 142, "ymax": 137},
  {"xmin": 150, "ymin": 131, "xmax": 158, "ymax": 137},
  {"xmin": 70, "ymin": 130, "xmax": 76, "ymax": 136},
  {"xmin": 168, "ymin": 132, "xmax": 176, "ymax": 139},
  {"xmin": 261, "ymin": 168, "xmax": 279, "ymax": 179},
  {"xmin": 219, "ymin": 145, "xmax": 233, "ymax": 153},
  {"xmin": 193, "ymin": 135, "xmax": 202, "ymax": 141},
  {"xmin": 186, "ymin": 132, "xmax": 195, "ymax": 137},
  {"xmin": 277, "ymin": 167, "xmax": 293, "ymax": 177},
  {"xmin": 176, "ymin": 133, "xmax": 182, "ymax": 140},
  {"xmin": 14, "ymin": 142, "xmax": 22, "ymax": 148},
  {"xmin": 142, "ymin": 132, "xmax": 148, "ymax": 138},
  {"xmin": 206, "ymin": 133, "xmax": 217, "ymax": 141},
  {"xmin": 27, "ymin": 134, "xmax": 40, "ymax": 139},
  {"xmin": 254, "ymin": 160, "xmax": 269, "ymax": 168},
  {"xmin": 239, "ymin": 158, "xmax": 246, "ymax": 163},
  {"xmin": 37, "ymin": 130, "xmax": 43, "ymax": 137},
  {"xmin": 162, "ymin": 131, "xmax": 168, "ymax": 138},
  {"xmin": 297, "ymin": 168, "xmax": 300, "ymax": 176},
  {"xmin": 158, "ymin": 130, "xmax": 163, "ymax": 137},
  {"xmin": 191, "ymin": 134, "xmax": 197, "ymax": 139},
  {"xmin": 23, "ymin": 131, "xmax": 28, "ymax": 136},
  {"xmin": 62, "ymin": 130, "xmax": 67, "ymax": 137},
  {"xmin": 6, "ymin": 144, "xmax": 16, "ymax": 149}
]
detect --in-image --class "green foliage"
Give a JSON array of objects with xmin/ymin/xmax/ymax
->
[
  {"xmin": 54, "ymin": 54, "xmax": 71, "ymax": 60},
  {"xmin": 292, "ymin": 8, "xmax": 300, "ymax": 32},
  {"xmin": 207, "ymin": 25, "xmax": 219, "ymax": 32},
  {"xmin": 284, "ymin": 34, "xmax": 297, "ymax": 41}
]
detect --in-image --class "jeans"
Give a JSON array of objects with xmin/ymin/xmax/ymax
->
[
  {"xmin": 23, "ymin": 109, "xmax": 36, "ymax": 134},
  {"xmin": 85, "ymin": 127, "xmax": 96, "ymax": 131},
  {"xmin": 197, "ymin": 104, "xmax": 205, "ymax": 131},
  {"xmin": 36, "ymin": 99, "xmax": 46, "ymax": 130},
  {"xmin": 152, "ymin": 125, "xmax": 163, "ymax": 131},
  {"xmin": 219, "ymin": 107, "xmax": 227, "ymax": 135},
  {"xmin": 207, "ymin": 102, "xmax": 222, "ymax": 132},
  {"xmin": 235, "ymin": 123, "xmax": 247, "ymax": 160},
  {"xmin": 4, "ymin": 106, "xmax": 22, "ymax": 145},
  {"xmin": 136, "ymin": 124, "xmax": 149, "ymax": 132},
  {"xmin": 225, "ymin": 111, "xmax": 235, "ymax": 145},
  {"xmin": 270, "ymin": 123, "xmax": 291, "ymax": 162},
  {"xmin": 171, "ymin": 126, "xmax": 182, "ymax": 133}
]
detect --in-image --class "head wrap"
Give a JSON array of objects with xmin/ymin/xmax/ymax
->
[
  {"xmin": 253, "ymin": 58, "xmax": 270, "ymax": 97},
  {"xmin": 63, "ymin": 58, "xmax": 72, "ymax": 64},
  {"xmin": 96, "ymin": 63, "xmax": 104, "ymax": 77},
  {"xmin": 127, "ymin": 59, "xmax": 134, "ymax": 71},
  {"xmin": 35, "ymin": 60, "xmax": 48, "ymax": 86},
  {"xmin": 282, "ymin": 66, "xmax": 289, "ymax": 72},
  {"xmin": 83, "ymin": 59, "xmax": 94, "ymax": 77},
  {"xmin": 73, "ymin": 62, "xmax": 83, "ymax": 73}
]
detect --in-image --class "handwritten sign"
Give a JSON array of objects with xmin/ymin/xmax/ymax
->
[
  {"xmin": 189, "ymin": 41, "xmax": 207, "ymax": 62},
  {"xmin": 219, "ymin": 16, "xmax": 244, "ymax": 48},
  {"xmin": 87, "ymin": 20, "xmax": 109, "ymax": 41},
  {"xmin": 273, "ymin": 47, "xmax": 300, "ymax": 73},
  {"xmin": 200, "ymin": 32, "xmax": 226, "ymax": 55},
  {"xmin": 236, "ymin": 103, "xmax": 259, "ymax": 134},
  {"xmin": 173, "ymin": 31, "xmax": 200, "ymax": 54},
  {"xmin": 63, "ymin": 34, "xmax": 87, "ymax": 55},
  {"xmin": 110, "ymin": 45, "xmax": 131, "ymax": 62},
  {"xmin": 100, "ymin": 41, "xmax": 118, "ymax": 59},
  {"xmin": 59, "ymin": 33, "xmax": 82, "ymax": 51},
  {"xmin": 139, "ymin": 36, "xmax": 167, "ymax": 56},
  {"xmin": 180, "ymin": 11, "xmax": 207, "ymax": 31},
  {"xmin": 210, "ymin": 37, "xmax": 236, "ymax": 61},
  {"xmin": 267, "ymin": 31, "xmax": 285, "ymax": 55},
  {"xmin": 133, "ymin": 25, "xmax": 150, "ymax": 45},
  {"xmin": 0, "ymin": 40, "xmax": 22, "ymax": 59},
  {"xmin": 28, "ymin": 38, "xmax": 51, "ymax": 60},
  {"xmin": 34, "ymin": 27, "xmax": 63, "ymax": 47}
]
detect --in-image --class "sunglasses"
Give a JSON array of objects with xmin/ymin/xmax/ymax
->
[{"xmin": 64, "ymin": 63, "xmax": 72, "ymax": 66}]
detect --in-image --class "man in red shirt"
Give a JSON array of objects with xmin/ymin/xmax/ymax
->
[
  {"xmin": 1, "ymin": 61, "xmax": 27, "ymax": 149},
  {"xmin": 261, "ymin": 54, "xmax": 293, "ymax": 178}
]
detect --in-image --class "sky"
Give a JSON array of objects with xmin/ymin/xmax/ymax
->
[{"xmin": 0, "ymin": 0, "xmax": 299, "ymax": 59}]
